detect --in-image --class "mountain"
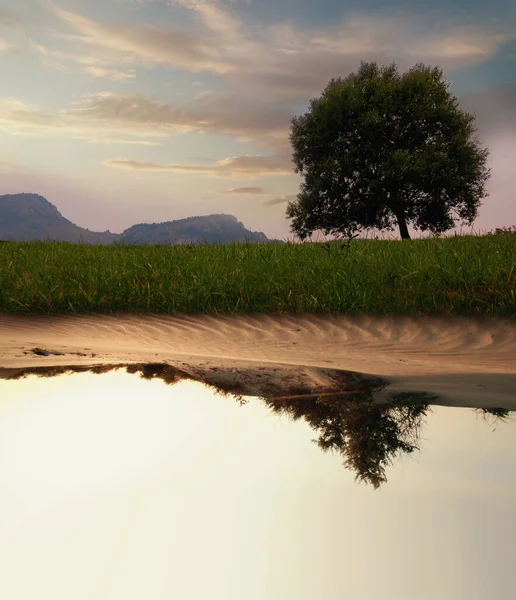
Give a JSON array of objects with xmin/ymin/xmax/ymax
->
[
  {"xmin": 0, "ymin": 194, "xmax": 117, "ymax": 244},
  {"xmin": 0, "ymin": 194, "xmax": 271, "ymax": 245},
  {"xmin": 120, "ymin": 214, "xmax": 268, "ymax": 245}
]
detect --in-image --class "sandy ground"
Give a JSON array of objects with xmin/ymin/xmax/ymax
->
[{"xmin": 1, "ymin": 313, "xmax": 515, "ymax": 409}]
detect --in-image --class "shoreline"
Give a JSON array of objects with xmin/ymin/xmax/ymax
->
[{"xmin": 1, "ymin": 312, "xmax": 515, "ymax": 410}]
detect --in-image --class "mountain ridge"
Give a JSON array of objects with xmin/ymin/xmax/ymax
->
[{"xmin": 0, "ymin": 193, "xmax": 272, "ymax": 245}]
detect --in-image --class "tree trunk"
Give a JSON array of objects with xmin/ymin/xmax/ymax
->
[
  {"xmin": 387, "ymin": 190, "xmax": 411, "ymax": 240},
  {"xmin": 395, "ymin": 210, "xmax": 411, "ymax": 240}
]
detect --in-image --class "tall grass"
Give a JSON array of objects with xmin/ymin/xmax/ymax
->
[{"xmin": 0, "ymin": 231, "xmax": 514, "ymax": 316}]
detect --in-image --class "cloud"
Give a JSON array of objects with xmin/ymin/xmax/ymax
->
[
  {"xmin": 0, "ymin": 96, "xmax": 163, "ymax": 144},
  {"xmin": 70, "ymin": 91, "xmax": 290, "ymax": 143},
  {"xmin": 87, "ymin": 138, "xmax": 161, "ymax": 146},
  {"xmin": 0, "ymin": 91, "xmax": 290, "ymax": 149},
  {"xmin": 188, "ymin": 156, "xmax": 218, "ymax": 163},
  {"xmin": 219, "ymin": 186, "xmax": 265, "ymax": 194},
  {"xmin": 83, "ymin": 66, "xmax": 136, "ymax": 80},
  {"xmin": 54, "ymin": 7, "xmax": 232, "ymax": 74},
  {"xmin": 0, "ymin": 39, "xmax": 11, "ymax": 52},
  {"xmin": 225, "ymin": 20, "xmax": 513, "ymax": 100},
  {"xmin": 16, "ymin": 2, "xmax": 512, "ymax": 156},
  {"xmin": 29, "ymin": 40, "xmax": 69, "ymax": 71},
  {"xmin": 30, "ymin": 40, "xmax": 138, "ymax": 71},
  {"xmin": 0, "ymin": 98, "xmax": 58, "ymax": 132},
  {"xmin": 171, "ymin": 0, "xmax": 245, "ymax": 39},
  {"xmin": 103, "ymin": 155, "xmax": 293, "ymax": 178},
  {"xmin": 5, "ymin": 1, "xmax": 515, "ymax": 183},
  {"xmin": 262, "ymin": 194, "xmax": 297, "ymax": 206},
  {"xmin": 51, "ymin": 4, "xmax": 516, "ymax": 100}
]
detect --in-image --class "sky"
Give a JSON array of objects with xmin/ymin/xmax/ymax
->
[
  {"xmin": 0, "ymin": 0, "xmax": 515, "ymax": 240},
  {"xmin": 0, "ymin": 371, "xmax": 515, "ymax": 599}
]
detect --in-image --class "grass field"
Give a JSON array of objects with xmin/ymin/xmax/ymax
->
[{"xmin": 0, "ymin": 232, "xmax": 514, "ymax": 316}]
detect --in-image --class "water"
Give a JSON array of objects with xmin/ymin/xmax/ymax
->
[{"xmin": 0, "ymin": 369, "xmax": 515, "ymax": 599}]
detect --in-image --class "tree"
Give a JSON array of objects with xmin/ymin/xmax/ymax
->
[{"xmin": 287, "ymin": 61, "xmax": 491, "ymax": 240}]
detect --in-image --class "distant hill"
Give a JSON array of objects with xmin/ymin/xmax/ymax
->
[
  {"xmin": 0, "ymin": 194, "xmax": 117, "ymax": 244},
  {"xmin": 121, "ymin": 214, "xmax": 269, "ymax": 245},
  {"xmin": 0, "ymin": 194, "xmax": 271, "ymax": 245}
]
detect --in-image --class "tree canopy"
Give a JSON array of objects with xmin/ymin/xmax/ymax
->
[{"xmin": 287, "ymin": 61, "xmax": 491, "ymax": 240}]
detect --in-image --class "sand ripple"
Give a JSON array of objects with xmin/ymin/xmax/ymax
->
[{"xmin": 0, "ymin": 313, "xmax": 514, "ymax": 374}]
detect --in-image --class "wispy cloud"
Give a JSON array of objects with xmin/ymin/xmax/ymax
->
[
  {"xmin": 30, "ymin": 40, "xmax": 138, "ymax": 71},
  {"xmin": 0, "ymin": 96, "xmax": 162, "ymax": 144},
  {"xmin": 0, "ymin": 91, "xmax": 290, "ymax": 149},
  {"xmin": 171, "ymin": 0, "xmax": 245, "ymax": 39},
  {"xmin": 51, "ymin": 3, "xmax": 515, "ymax": 100},
  {"xmin": 16, "ymin": 2, "xmax": 513, "ymax": 159},
  {"xmin": 83, "ymin": 66, "xmax": 136, "ymax": 80},
  {"xmin": 0, "ymin": 39, "xmax": 11, "ymax": 52},
  {"xmin": 262, "ymin": 194, "xmax": 296, "ymax": 206},
  {"xmin": 219, "ymin": 186, "xmax": 266, "ymax": 194},
  {"xmin": 103, "ymin": 155, "xmax": 293, "ymax": 178},
  {"xmin": 30, "ymin": 40, "xmax": 145, "ymax": 82},
  {"xmin": 54, "ymin": 7, "xmax": 231, "ymax": 74},
  {"xmin": 70, "ymin": 91, "xmax": 290, "ymax": 145}
]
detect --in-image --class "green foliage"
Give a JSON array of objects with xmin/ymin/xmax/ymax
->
[
  {"xmin": 288, "ymin": 61, "xmax": 491, "ymax": 240},
  {"xmin": 487, "ymin": 226, "xmax": 516, "ymax": 235},
  {"xmin": 0, "ymin": 231, "xmax": 514, "ymax": 316}
]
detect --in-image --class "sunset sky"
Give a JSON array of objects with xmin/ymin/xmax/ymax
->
[{"xmin": 0, "ymin": 0, "xmax": 515, "ymax": 239}]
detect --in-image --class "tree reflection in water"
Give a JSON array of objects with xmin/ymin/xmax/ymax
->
[
  {"xmin": 264, "ymin": 390, "xmax": 435, "ymax": 488},
  {"xmin": 1, "ymin": 363, "xmax": 513, "ymax": 488}
]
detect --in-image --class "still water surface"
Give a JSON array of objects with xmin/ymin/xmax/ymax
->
[{"xmin": 0, "ymin": 370, "xmax": 515, "ymax": 599}]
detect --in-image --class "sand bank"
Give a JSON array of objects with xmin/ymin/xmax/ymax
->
[{"xmin": 1, "ymin": 313, "xmax": 515, "ymax": 409}]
